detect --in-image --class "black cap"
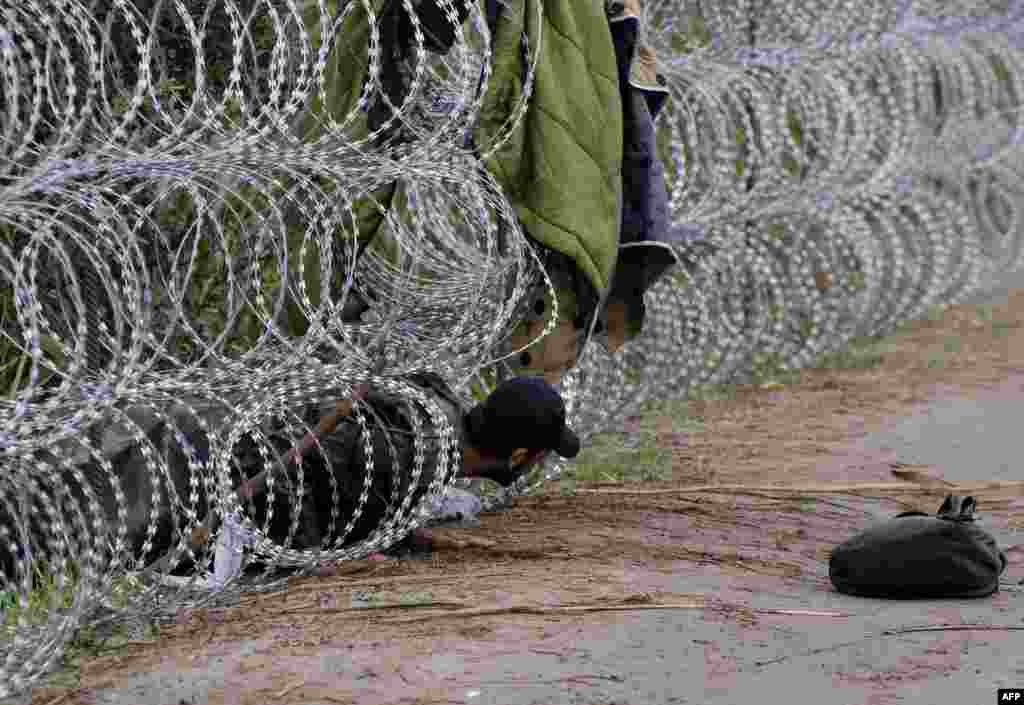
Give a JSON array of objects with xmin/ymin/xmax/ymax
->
[{"xmin": 471, "ymin": 377, "xmax": 580, "ymax": 459}]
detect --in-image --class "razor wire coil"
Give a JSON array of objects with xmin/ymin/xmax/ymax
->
[{"xmin": 2, "ymin": 0, "xmax": 1024, "ymax": 697}]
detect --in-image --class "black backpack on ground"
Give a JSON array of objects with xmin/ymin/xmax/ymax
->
[{"xmin": 829, "ymin": 495, "xmax": 1008, "ymax": 599}]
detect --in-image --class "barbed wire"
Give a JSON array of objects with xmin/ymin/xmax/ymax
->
[{"xmin": 2, "ymin": 0, "xmax": 1023, "ymax": 697}]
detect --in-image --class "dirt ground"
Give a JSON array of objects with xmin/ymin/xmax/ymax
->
[{"xmin": 19, "ymin": 290, "xmax": 1024, "ymax": 705}]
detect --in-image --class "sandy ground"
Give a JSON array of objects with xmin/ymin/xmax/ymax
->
[{"xmin": 13, "ymin": 286, "xmax": 1024, "ymax": 705}]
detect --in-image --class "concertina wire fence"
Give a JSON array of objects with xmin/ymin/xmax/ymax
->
[{"xmin": 2, "ymin": 0, "xmax": 1024, "ymax": 695}]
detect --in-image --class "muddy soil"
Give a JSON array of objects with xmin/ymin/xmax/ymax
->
[{"xmin": 17, "ymin": 289, "xmax": 1024, "ymax": 705}]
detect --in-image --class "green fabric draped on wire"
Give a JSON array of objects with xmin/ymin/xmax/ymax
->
[
  {"xmin": 295, "ymin": 0, "xmax": 623, "ymax": 336},
  {"xmin": 474, "ymin": 0, "xmax": 622, "ymax": 294}
]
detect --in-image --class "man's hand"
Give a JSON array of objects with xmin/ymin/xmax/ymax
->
[
  {"xmin": 236, "ymin": 382, "xmax": 372, "ymax": 503},
  {"xmin": 289, "ymin": 382, "xmax": 371, "ymax": 461}
]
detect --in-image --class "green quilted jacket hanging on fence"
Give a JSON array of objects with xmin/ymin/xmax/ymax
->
[
  {"xmin": 474, "ymin": 0, "xmax": 623, "ymax": 295},
  {"xmin": 308, "ymin": 0, "xmax": 623, "ymax": 298}
]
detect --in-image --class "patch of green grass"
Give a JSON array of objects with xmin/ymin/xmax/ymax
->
[
  {"xmin": 782, "ymin": 112, "xmax": 805, "ymax": 177},
  {"xmin": 2, "ymin": 562, "xmax": 78, "ymax": 635},
  {"xmin": 622, "ymin": 365, "xmax": 647, "ymax": 385},
  {"xmin": 469, "ymin": 367, "xmax": 501, "ymax": 402},
  {"xmin": 781, "ymin": 154, "xmax": 801, "ymax": 177},
  {"xmin": 668, "ymin": 269, "xmax": 692, "ymax": 288},
  {"xmin": 814, "ymin": 336, "xmax": 887, "ymax": 371},
  {"xmin": 991, "ymin": 319, "xmax": 1017, "ymax": 337},
  {"xmin": 766, "ymin": 223, "xmax": 787, "ymax": 242},
  {"xmin": 688, "ymin": 383, "xmax": 737, "ymax": 403},
  {"xmin": 975, "ymin": 303, "xmax": 996, "ymax": 323},
  {"xmin": 786, "ymin": 110, "xmax": 805, "ymax": 148},
  {"xmin": 749, "ymin": 352, "xmax": 801, "ymax": 386},
  {"xmin": 924, "ymin": 303, "xmax": 948, "ymax": 322},
  {"xmin": 926, "ymin": 350, "xmax": 948, "ymax": 369},
  {"xmin": 1, "ymin": 561, "xmax": 155, "ymax": 690},
  {"xmin": 974, "ymin": 303, "xmax": 1019, "ymax": 337},
  {"xmin": 561, "ymin": 398, "xmax": 706, "ymax": 489},
  {"xmin": 351, "ymin": 590, "xmax": 435, "ymax": 607},
  {"xmin": 650, "ymin": 398, "xmax": 706, "ymax": 426},
  {"xmin": 3, "ymin": 562, "xmax": 148, "ymax": 655},
  {"xmin": 569, "ymin": 434, "xmax": 673, "ymax": 485},
  {"xmin": 990, "ymin": 55, "xmax": 1012, "ymax": 87},
  {"xmin": 30, "ymin": 615, "xmax": 160, "ymax": 692},
  {"xmin": 669, "ymin": 14, "xmax": 713, "ymax": 54},
  {"xmin": 397, "ymin": 590, "xmax": 434, "ymax": 605},
  {"xmin": 656, "ymin": 120, "xmax": 681, "ymax": 191},
  {"xmin": 734, "ymin": 126, "xmax": 747, "ymax": 178}
]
